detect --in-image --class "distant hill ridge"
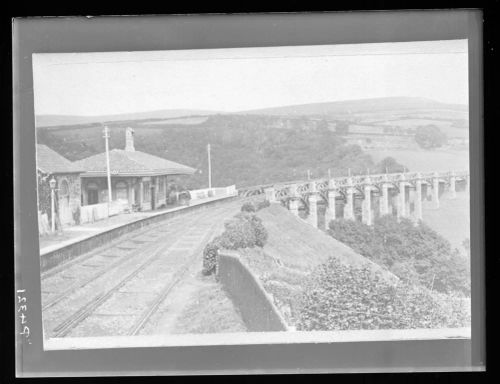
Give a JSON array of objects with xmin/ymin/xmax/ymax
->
[
  {"xmin": 235, "ymin": 97, "xmax": 467, "ymax": 117},
  {"xmin": 35, "ymin": 109, "xmax": 221, "ymax": 128},
  {"xmin": 36, "ymin": 97, "xmax": 467, "ymax": 127}
]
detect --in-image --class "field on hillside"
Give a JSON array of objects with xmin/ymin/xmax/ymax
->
[
  {"xmin": 367, "ymin": 148, "xmax": 469, "ymax": 172},
  {"xmin": 358, "ymin": 109, "xmax": 468, "ymax": 123},
  {"xmin": 370, "ymin": 119, "xmax": 468, "ymax": 138}
]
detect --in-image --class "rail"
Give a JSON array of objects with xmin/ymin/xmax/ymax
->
[{"xmin": 40, "ymin": 194, "xmax": 239, "ymax": 272}]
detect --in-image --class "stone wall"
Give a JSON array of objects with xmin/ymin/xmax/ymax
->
[{"xmin": 217, "ymin": 250, "xmax": 289, "ymax": 332}]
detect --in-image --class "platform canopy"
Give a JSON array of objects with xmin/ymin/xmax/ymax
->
[{"xmin": 74, "ymin": 149, "xmax": 196, "ymax": 178}]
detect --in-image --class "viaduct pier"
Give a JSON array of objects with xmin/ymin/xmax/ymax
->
[{"xmin": 261, "ymin": 170, "xmax": 469, "ymax": 227}]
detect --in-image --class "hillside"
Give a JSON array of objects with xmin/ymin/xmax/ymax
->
[
  {"xmin": 36, "ymin": 109, "xmax": 220, "ymax": 128},
  {"xmin": 36, "ymin": 120, "xmax": 388, "ymax": 189},
  {"xmin": 236, "ymin": 203, "xmax": 398, "ymax": 325},
  {"xmin": 237, "ymin": 97, "xmax": 467, "ymax": 117},
  {"xmin": 35, "ymin": 96, "xmax": 468, "ymax": 189},
  {"xmin": 36, "ymin": 97, "xmax": 467, "ymax": 127},
  {"xmin": 243, "ymin": 204, "xmax": 398, "ymax": 281}
]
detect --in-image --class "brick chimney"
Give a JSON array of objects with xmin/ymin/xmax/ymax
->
[{"xmin": 125, "ymin": 127, "xmax": 135, "ymax": 152}]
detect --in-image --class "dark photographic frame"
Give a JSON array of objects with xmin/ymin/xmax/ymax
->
[{"xmin": 13, "ymin": 10, "xmax": 485, "ymax": 376}]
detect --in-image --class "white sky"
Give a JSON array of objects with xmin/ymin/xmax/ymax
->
[{"xmin": 32, "ymin": 39, "xmax": 468, "ymax": 116}]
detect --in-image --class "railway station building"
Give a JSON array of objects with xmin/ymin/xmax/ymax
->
[
  {"xmin": 74, "ymin": 128, "xmax": 196, "ymax": 212},
  {"xmin": 36, "ymin": 144, "xmax": 84, "ymax": 230}
]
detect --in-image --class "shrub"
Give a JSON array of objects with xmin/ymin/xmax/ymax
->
[
  {"xmin": 241, "ymin": 202, "xmax": 256, "ymax": 212},
  {"xmin": 375, "ymin": 156, "xmax": 407, "ymax": 174},
  {"xmin": 296, "ymin": 258, "xmax": 470, "ymax": 331},
  {"xmin": 327, "ymin": 215, "xmax": 470, "ymax": 296},
  {"xmin": 178, "ymin": 190, "xmax": 191, "ymax": 201},
  {"xmin": 224, "ymin": 213, "xmax": 269, "ymax": 248},
  {"xmin": 221, "ymin": 216, "xmax": 258, "ymax": 249},
  {"xmin": 238, "ymin": 213, "xmax": 268, "ymax": 247},
  {"xmin": 240, "ymin": 199, "xmax": 269, "ymax": 214},
  {"xmin": 256, "ymin": 199, "xmax": 271, "ymax": 210},
  {"xmin": 202, "ymin": 239, "xmax": 220, "ymax": 275},
  {"xmin": 328, "ymin": 219, "xmax": 384, "ymax": 262},
  {"xmin": 202, "ymin": 213, "xmax": 269, "ymax": 275},
  {"xmin": 414, "ymin": 125, "xmax": 447, "ymax": 149}
]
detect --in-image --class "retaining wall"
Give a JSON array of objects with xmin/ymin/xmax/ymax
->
[
  {"xmin": 217, "ymin": 250, "xmax": 289, "ymax": 332},
  {"xmin": 40, "ymin": 195, "xmax": 239, "ymax": 272}
]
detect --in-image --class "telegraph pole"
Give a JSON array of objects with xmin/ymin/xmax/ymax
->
[
  {"xmin": 207, "ymin": 143, "xmax": 212, "ymax": 189},
  {"xmin": 103, "ymin": 126, "xmax": 113, "ymax": 203},
  {"xmin": 307, "ymin": 169, "xmax": 311, "ymax": 180},
  {"xmin": 328, "ymin": 168, "xmax": 331, "ymax": 179}
]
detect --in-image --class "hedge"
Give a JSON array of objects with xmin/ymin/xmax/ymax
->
[
  {"xmin": 297, "ymin": 257, "xmax": 470, "ymax": 331},
  {"xmin": 240, "ymin": 199, "xmax": 271, "ymax": 213},
  {"xmin": 202, "ymin": 211, "xmax": 269, "ymax": 275},
  {"xmin": 327, "ymin": 216, "xmax": 470, "ymax": 296}
]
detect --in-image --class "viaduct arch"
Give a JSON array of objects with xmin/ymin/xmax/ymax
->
[{"xmin": 255, "ymin": 170, "xmax": 469, "ymax": 227}]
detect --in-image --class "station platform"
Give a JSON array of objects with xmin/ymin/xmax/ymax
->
[{"xmin": 39, "ymin": 194, "xmax": 237, "ymax": 255}]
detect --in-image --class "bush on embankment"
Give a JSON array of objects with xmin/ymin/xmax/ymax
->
[
  {"xmin": 241, "ymin": 199, "xmax": 271, "ymax": 213},
  {"xmin": 297, "ymin": 257, "xmax": 470, "ymax": 331},
  {"xmin": 241, "ymin": 202, "xmax": 256, "ymax": 213},
  {"xmin": 235, "ymin": 203, "xmax": 399, "ymax": 327},
  {"xmin": 327, "ymin": 215, "xmax": 470, "ymax": 296},
  {"xmin": 202, "ymin": 205, "xmax": 269, "ymax": 275}
]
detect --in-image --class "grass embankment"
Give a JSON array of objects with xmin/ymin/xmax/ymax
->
[
  {"xmin": 237, "ymin": 203, "xmax": 398, "ymax": 326},
  {"xmin": 171, "ymin": 274, "xmax": 247, "ymax": 334},
  {"xmin": 238, "ymin": 203, "xmax": 469, "ymax": 330}
]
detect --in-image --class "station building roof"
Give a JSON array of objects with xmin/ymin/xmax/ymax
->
[
  {"xmin": 74, "ymin": 149, "xmax": 196, "ymax": 178},
  {"xmin": 36, "ymin": 144, "xmax": 84, "ymax": 174}
]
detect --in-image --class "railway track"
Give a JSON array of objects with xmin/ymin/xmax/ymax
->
[
  {"xmin": 127, "ymin": 225, "xmax": 218, "ymax": 336},
  {"xmin": 41, "ymin": 211, "xmax": 203, "ymax": 311},
  {"xmin": 45, "ymin": 204, "xmax": 236, "ymax": 338},
  {"xmin": 41, "ymin": 211, "xmax": 193, "ymax": 280}
]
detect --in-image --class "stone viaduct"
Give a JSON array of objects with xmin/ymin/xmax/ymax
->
[{"xmin": 257, "ymin": 170, "xmax": 469, "ymax": 228}]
